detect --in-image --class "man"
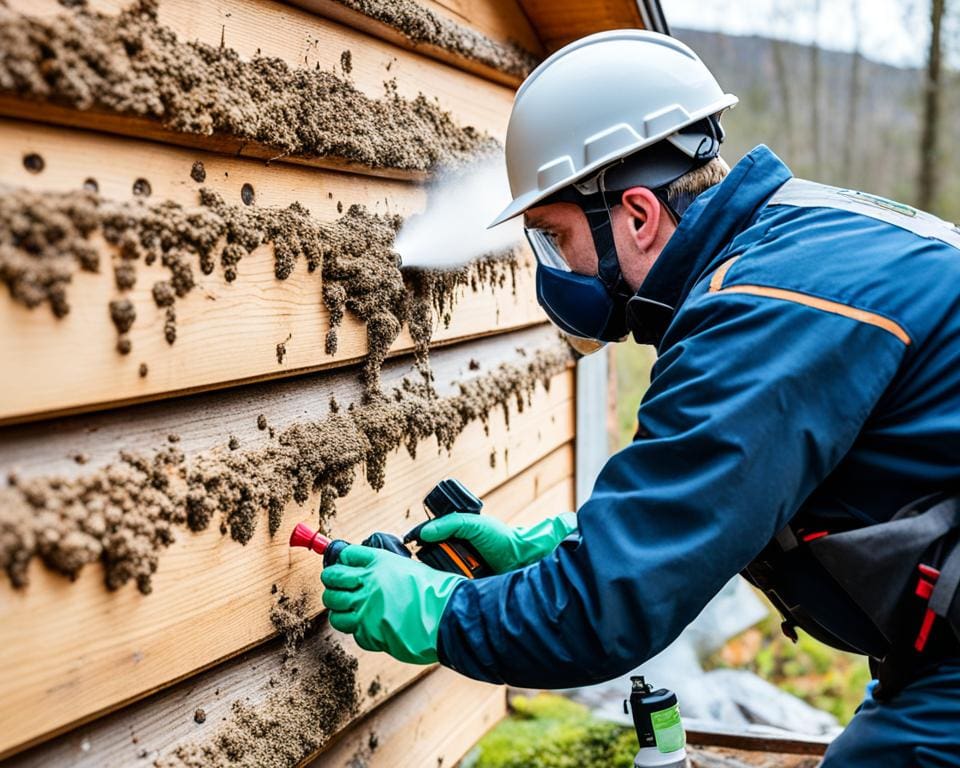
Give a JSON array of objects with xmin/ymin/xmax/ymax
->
[{"xmin": 320, "ymin": 31, "xmax": 960, "ymax": 765}]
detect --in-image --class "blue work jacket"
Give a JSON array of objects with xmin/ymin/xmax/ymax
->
[{"xmin": 436, "ymin": 145, "xmax": 960, "ymax": 687}]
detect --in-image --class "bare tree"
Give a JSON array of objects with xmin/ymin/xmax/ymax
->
[
  {"xmin": 770, "ymin": 0, "xmax": 796, "ymax": 160},
  {"xmin": 918, "ymin": 0, "xmax": 947, "ymax": 211},
  {"xmin": 842, "ymin": 0, "xmax": 864, "ymax": 185},
  {"xmin": 809, "ymin": 0, "xmax": 823, "ymax": 178}
]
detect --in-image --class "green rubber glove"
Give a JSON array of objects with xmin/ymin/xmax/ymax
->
[
  {"xmin": 320, "ymin": 544, "xmax": 464, "ymax": 664},
  {"xmin": 416, "ymin": 511, "xmax": 578, "ymax": 573}
]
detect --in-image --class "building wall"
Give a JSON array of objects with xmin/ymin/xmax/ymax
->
[{"xmin": 0, "ymin": 2, "xmax": 643, "ymax": 765}]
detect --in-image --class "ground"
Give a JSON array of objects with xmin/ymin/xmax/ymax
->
[{"xmin": 470, "ymin": 693, "xmax": 822, "ymax": 768}]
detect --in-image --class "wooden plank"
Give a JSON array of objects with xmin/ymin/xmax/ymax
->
[
  {"xmin": 2, "ymin": 0, "xmax": 514, "ymax": 172},
  {"xmin": 0, "ymin": 331, "xmax": 574, "ymax": 758},
  {"xmin": 286, "ymin": 0, "xmax": 541, "ymax": 87},
  {"xmin": 0, "ymin": 117, "xmax": 425, "ymax": 213},
  {"xmin": 422, "ymin": 0, "xmax": 543, "ymax": 55},
  {"xmin": 688, "ymin": 747, "xmax": 824, "ymax": 768},
  {"xmin": 518, "ymin": 0, "xmax": 645, "ymax": 53},
  {"xmin": 314, "ymin": 667, "xmax": 506, "ymax": 768},
  {"xmin": 0, "ymin": 117, "xmax": 541, "ymax": 424},
  {"xmin": 4, "ymin": 452, "xmax": 574, "ymax": 766},
  {"xmin": 686, "ymin": 725, "xmax": 832, "ymax": 757},
  {"xmin": 0, "ymin": 96, "xmax": 432, "ymax": 184},
  {"xmin": 0, "ymin": 324, "xmax": 562, "ymax": 481}
]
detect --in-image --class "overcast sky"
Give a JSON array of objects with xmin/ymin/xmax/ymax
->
[{"xmin": 664, "ymin": 0, "xmax": 931, "ymax": 68}]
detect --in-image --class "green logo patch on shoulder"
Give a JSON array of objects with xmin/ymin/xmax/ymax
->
[{"xmin": 838, "ymin": 189, "xmax": 918, "ymax": 218}]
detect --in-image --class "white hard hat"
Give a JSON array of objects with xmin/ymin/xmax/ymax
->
[{"xmin": 490, "ymin": 30, "xmax": 738, "ymax": 227}]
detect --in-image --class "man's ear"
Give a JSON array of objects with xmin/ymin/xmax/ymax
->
[{"xmin": 620, "ymin": 187, "xmax": 662, "ymax": 253}]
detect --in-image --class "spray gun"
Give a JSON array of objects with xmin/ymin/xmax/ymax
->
[
  {"xmin": 624, "ymin": 676, "xmax": 687, "ymax": 768},
  {"xmin": 290, "ymin": 478, "xmax": 494, "ymax": 579}
]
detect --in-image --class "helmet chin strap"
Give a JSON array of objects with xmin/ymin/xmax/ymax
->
[
  {"xmin": 593, "ymin": 168, "xmax": 634, "ymax": 304},
  {"xmin": 596, "ymin": 167, "xmax": 683, "ymax": 303},
  {"xmin": 535, "ymin": 123, "xmax": 721, "ymax": 342},
  {"xmin": 595, "ymin": 168, "xmax": 695, "ymax": 346},
  {"xmin": 553, "ymin": 169, "xmax": 677, "ymax": 340},
  {"xmin": 581, "ymin": 202, "xmax": 631, "ymax": 340}
]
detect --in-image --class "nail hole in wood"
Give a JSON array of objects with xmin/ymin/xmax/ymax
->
[
  {"xmin": 132, "ymin": 178, "xmax": 152, "ymax": 197},
  {"xmin": 23, "ymin": 153, "xmax": 44, "ymax": 173}
]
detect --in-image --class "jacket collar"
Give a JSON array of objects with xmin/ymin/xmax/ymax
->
[{"xmin": 625, "ymin": 145, "xmax": 794, "ymax": 346}]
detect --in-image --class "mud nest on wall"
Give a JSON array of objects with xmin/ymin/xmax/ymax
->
[
  {"xmin": 160, "ymin": 591, "xmax": 361, "ymax": 768},
  {"xmin": 0, "ymin": 345, "xmax": 571, "ymax": 593},
  {"xmin": 0, "ymin": 176, "xmax": 531, "ymax": 597},
  {"xmin": 0, "ymin": 0, "xmax": 498, "ymax": 171},
  {"xmin": 332, "ymin": 0, "xmax": 540, "ymax": 79},
  {"xmin": 0, "ymin": 185, "xmax": 518, "ymax": 379}
]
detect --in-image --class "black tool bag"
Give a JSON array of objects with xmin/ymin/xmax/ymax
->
[{"xmin": 742, "ymin": 493, "xmax": 960, "ymax": 699}]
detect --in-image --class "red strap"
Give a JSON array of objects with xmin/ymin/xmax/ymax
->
[
  {"xmin": 915, "ymin": 608, "xmax": 937, "ymax": 653},
  {"xmin": 914, "ymin": 564, "xmax": 943, "ymax": 652},
  {"xmin": 919, "ymin": 563, "xmax": 941, "ymax": 580},
  {"xmin": 802, "ymin": 530, "xmax": 829, "ymax": 542}
]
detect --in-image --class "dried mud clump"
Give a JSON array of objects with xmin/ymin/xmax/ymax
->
[
  {"xmin": 161, "ymin": 633, "xmax": 360, "ymax": 768},
  {"xmin": 270, "ymin": 588, "xmax": 312, "ymax": 654},
  {"xmin": 0, "ymin": 189, "xmax": 99, "ymax": 317},
  {"xmin": 0, "ymin": 1, "xmax": 496, "ymax": 171},
  {"xmin": 0, "ymin": 346, "xmax": 571, "ymax": 592},
  {"xmin": 334, "ymin": 0, "xmax": 540, "ymax": 79},
  {"xmin": 190, "ymin": 161, "xmax": 206, "ymax": 184},
  {"xmin": 0, "ymin": 186, "xmax": 349, "ymax": 350},
  {"xmin": 323, "ymin": 232, "xmax": 518, "ymax": 393},
  {"xmin": 0, "ymin": 445, "xmax": 186, "ymax": 593},
  {"xmin": 320, "ymin": 205, "xmax": 404, "ymax": 388},
  {"xmin": 108, "ymin": 298, "xmax": 135, "ymax": 333}
]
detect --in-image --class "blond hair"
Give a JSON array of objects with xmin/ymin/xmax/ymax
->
[{"xmin": 664, "ymin": 156, "xmax": 730, "ymax": 212}]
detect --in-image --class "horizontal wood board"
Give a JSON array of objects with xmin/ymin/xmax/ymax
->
[
  {"xmin": 313, "ymin": 666, "xmax": 506, "ymax": 768},
  {"xmin": 421, "ymin": 0, "xmax": 543, "ymax": 55},
  {"xmin": 285, "ymin": 0, "xmax": 539, "ymax": 88},
  {"xmin": 518, "ymin": 0, "xmax": 645, "ymax": 52},
  {"xmin": 0, "ymin": 117, "xmax": 537, "ymax": 423},
  {"xmin": 2, "ymin": 0, "xmax": 515, "ymax": 173},
  {"xmin": 686, "ymin": 725, "xmax": 832, "ymax": 757}
]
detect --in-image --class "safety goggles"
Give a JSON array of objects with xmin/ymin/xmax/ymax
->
[
  {"xmin": 525, "ymin": 226, "xmax": 611, "ymax": 356},
  {"xmin": 524, "ymin": 227, "xmax": 572, "ymax": 272}
]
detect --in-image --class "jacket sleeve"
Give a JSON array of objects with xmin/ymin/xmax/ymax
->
[{"xmin": 436, "ymin": 288, "xmax": 909, "ymax": 687}]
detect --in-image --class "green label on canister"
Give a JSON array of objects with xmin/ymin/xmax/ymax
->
[{"xmin": 651, "ymin": 704, "xmax": 685, "ymax": 754}]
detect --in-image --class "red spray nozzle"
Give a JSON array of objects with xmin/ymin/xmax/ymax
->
[{"xmin": 289, "ymin": 522, "xmax": 332, "ymax": 555}]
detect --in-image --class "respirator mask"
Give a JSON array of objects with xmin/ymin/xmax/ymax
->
[{"xmin": 525, "ymin": 121, "xmax": 723, "ymax": 350}]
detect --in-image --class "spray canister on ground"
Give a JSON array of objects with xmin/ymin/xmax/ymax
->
[{"xmin": 624, "ymin": 676, "xmax": 687, "ymax": 768}]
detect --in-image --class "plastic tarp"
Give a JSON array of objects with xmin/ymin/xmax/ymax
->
[{"xmin": 561, "ymin": 577, "xmax": 842, "ymax": 737}]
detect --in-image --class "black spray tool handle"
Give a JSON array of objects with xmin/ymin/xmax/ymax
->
[
  {"xmin": 404, "ymin": 478, "xmax": 494, "ymax": 579},
  {"xmin": 324, "ymin": 480, "xmax": 493, "ymax": 579},
  {"xmin": 322, "ymin": 532, "xmax": 411, "ymax": 567}
]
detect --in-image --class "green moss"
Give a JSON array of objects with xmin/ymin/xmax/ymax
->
[{"xmin": 472, "ymin": 694, "xmax": 638, "ymax": 768}]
